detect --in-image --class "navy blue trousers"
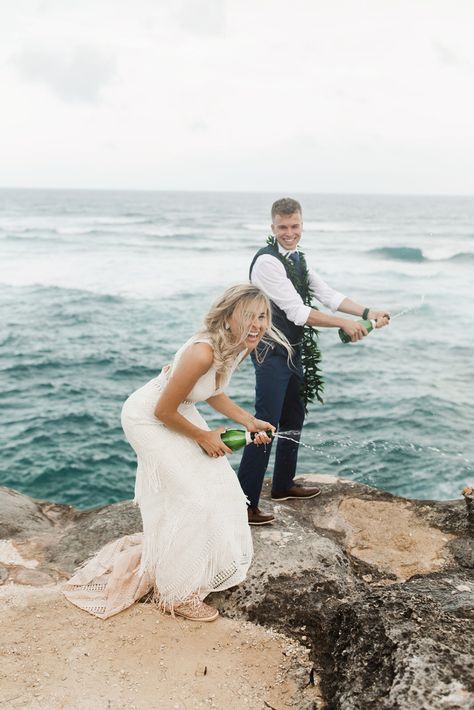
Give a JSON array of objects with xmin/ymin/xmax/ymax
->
[{"xmin": 237, "ymin": 344, "xmax": 305, "ymax": 508}]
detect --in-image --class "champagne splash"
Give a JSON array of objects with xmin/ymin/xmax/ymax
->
[
  {"xmin": 271, "ymin": 426, "xmax": 473, "ymax": 471},
  {"xmin": 390, "ymin": 294, "xmax": 425, "ymax": 321},
  {"xmin": 273, "ymin": 431, "xmax": 319, "ymax": 454}
]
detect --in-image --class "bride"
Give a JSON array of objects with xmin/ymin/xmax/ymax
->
[{"xmin": 64, "ymin": 284, "xmax": 291, "ymax": 622}]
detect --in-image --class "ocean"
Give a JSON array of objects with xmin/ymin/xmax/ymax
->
[{"xmin": 1, "ymin": 189, "xmax": 473, "ymax": 509}]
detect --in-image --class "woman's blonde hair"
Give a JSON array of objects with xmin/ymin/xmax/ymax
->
[{"xmin": 196, "ymin": 283, "xmax": 293, "ymax": 385}]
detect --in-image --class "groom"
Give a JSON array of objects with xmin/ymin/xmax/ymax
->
[{"xmin": 239, "ymin": 197, "xmax": 390, "ymax": 525}]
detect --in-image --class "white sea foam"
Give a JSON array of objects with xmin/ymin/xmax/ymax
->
[{"xmin": 0, "ymin": 249, "xmax": 250, "ymax": 299}]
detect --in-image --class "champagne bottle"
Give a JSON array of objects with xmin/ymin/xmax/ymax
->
[
  {"xmin": 220, "ymin": 429, "xmax": 273, "ymax": 451},
  {"xmin": 338, "ymin": 318, "xmax": 376, "ymax": 344}
]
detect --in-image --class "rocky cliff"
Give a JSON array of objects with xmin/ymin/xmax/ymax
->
[{"xmin": 1, "ymin": 474, "xmax": 473, "ymax": 710}]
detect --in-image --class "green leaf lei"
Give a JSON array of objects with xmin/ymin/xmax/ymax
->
[{"xmin": 266, "ymin": 235, "xmax": 324, "ymax": 409}]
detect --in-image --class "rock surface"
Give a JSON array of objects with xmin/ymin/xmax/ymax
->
[{"xmin": 1, "ymin": 475, "xmax": 473, "ymax": 709}]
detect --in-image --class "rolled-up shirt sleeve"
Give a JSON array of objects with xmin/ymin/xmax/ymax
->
[
  {"xmin": 251, "ymin": 255, "xmax": 345, "ymax": 326},
  {"xmin": 308, "ymin": 270, "xmax": 346, "ymax": 313}
]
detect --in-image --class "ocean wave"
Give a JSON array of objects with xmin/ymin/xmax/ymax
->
[
  {"xmin": 57, "ymin": 217, "xmax": 157, "ymax": 230},
  {"xmin": 92, "ymin": 216, "xmax": 155, "ymax": 226},
  {"xmin": 56, "ymin": 227, "xmax": 125, "ymax": 236},
  {"xmin": 141, "ymin": 227, "xmax": 202, "ymax": 238},
  {"xmin": 2, "ymin": 227, "xmax": 157, "ymax": 239},
  {"xmin": 1, "ymin": 221, "xmax": 160, "ymax": 239},
  {"xmin": 2, "ymin": 228, "xmax": 123, "ymax": 241},
  {"xmin": 370, "ymin": 246, "xmax": 426, "ymax": 262},
  {"xmin": 305, "ymin": 221, "xmax": 390, "ymax": 233},
  {"xmin": 0, "ymin": 283, "xmax": 126, "ymax": 305},
  {"xmin": 113, "ymin": 366, "xmax": 158, "ymax": 379},
  {"xmin": 446, "ymin": 251, "xmax": 474, "ymax": 263},
  {"xmin": 1, "ymin": 230, "xmax": 61, "ymax": 242},
  {"xmin": 370, "ymin": 246, "xmax": 474, "ymax": 263}
]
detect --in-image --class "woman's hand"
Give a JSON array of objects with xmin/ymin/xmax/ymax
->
[
  {"xmin": 245, "ymin": 417, "xmax": 275, "ymax": 445},
  {"xmin": 196, "ymin": 427, "xmax": 233, "ymax": 458}
]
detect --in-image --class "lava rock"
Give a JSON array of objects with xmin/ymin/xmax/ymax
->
[{"xmin": 1, "ymin": 475, "xmax": 472, "ymax": 709}]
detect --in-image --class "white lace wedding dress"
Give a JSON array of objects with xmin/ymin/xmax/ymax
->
[{"xmin": 120, "ymin": 338, "xmax": 253, "ymax": 608}]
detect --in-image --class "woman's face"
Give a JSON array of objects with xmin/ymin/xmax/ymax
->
[{"xmin": 228, "ymin": 299, "xmax": 268, "ymax": 350}]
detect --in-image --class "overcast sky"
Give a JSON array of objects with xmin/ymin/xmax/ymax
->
[{"xmin": 1, "ymin": 0, "xmax": 473, "ymax": 194}]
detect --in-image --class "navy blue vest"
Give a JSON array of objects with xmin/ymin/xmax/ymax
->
[{"xmin": 249, "ymin": 246, "xmax": 304, "ymax": 345}]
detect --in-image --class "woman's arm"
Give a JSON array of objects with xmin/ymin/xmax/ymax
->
[
  {"xmin": 154, "ymin": 342, "xmax": 232, "ymax": 457},
  {"xmin": 206, "ymin": 393, "xmax": 275, "ymax": 443},
  {"xmin": 205, "ymin": 393, "xmax": 255, "ymax": 429}
]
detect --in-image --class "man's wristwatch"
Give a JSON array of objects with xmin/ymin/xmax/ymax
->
[{"xmin": 362, "ymin": 307, "xmax": 370, "ymax": 320}]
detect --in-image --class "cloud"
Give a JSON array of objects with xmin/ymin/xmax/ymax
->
[
  {"xmin": 189, "ymin": 119, "xmax": 209, "ymax": 133},
  {"xmin": 178, "ymin": 0, "xmax": 226, "ymax": 36},
  {"xmin": 14, "ymin": 44, "xmax": 117, "ymax": 103},
  {"xmin": 432, "ymin": 41, "xmax": 472, "ymax": 71}
]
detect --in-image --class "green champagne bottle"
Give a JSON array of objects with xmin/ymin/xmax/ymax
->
[
  {"xmin": 338, "ymin": 318, "xmax": 376, "ymax": 344},
  {"xmin": 220, "ymin": 429, "xmax": 273, "ymax": 451}
]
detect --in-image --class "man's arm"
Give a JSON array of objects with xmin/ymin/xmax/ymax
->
[
  {"xmin": 336, "ymin": 298, "xmax": 390, "ymax": 326},
  {"xmin": 306, "ymin": 296, "xmax": 390, "ymax": 325},
  {"xmin": 305, "ymin": 307, "xmax": 370, "ymax": 341},
  {"xmin": 306, "ymin": 297, "xmax": 390, "ymax": 341},
  {"xmin": 252, "ymin": 255, "xmax": 389, "ymax": 342}
]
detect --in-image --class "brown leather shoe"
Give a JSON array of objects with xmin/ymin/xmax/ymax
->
[
  {"xmin": 247, "ymin": 506, "xmax": 275, "ymax": 525},
  {"xmin": 173, "ymin": 599, "xmax": 219, "ymax": 622},
  {"xmin": 163, "ymin": 594, "xmax": 219, "ymax": 622},
  {"xmin": 271, "ymin": 483, "xmax": 321, "ymax": 501}
]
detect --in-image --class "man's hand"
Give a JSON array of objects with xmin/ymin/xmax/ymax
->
[
  {"xmin": 340, "ymin": 320, "xmax": 369, "ymax": 342},
  {"xmin": 368, "ymin": 309, "xmax": 391, "ymax": 328}
]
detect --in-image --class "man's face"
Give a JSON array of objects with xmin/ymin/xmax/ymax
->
[{"xmin": 271, "ymin": 211, "xmax": 303, "ymax": 251}]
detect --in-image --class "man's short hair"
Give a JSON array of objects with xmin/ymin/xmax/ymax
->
[{"xmin": 271, "ymin": 197, "xmax": 302, "ymax": 220}]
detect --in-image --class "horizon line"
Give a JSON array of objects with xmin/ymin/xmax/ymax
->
[{"xmin": 0, "ymin": 186, "xmax": 473, "ymax": 198}]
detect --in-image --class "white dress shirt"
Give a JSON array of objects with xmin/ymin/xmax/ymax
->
[{"xmin": 251, "ymin": 243, "xmax": 346, "ymax": 327}]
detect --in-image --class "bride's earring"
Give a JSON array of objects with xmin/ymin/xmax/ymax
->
[{"xmin": 224, "ymin": 322, "xmax": 230, "ymax": 330}]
